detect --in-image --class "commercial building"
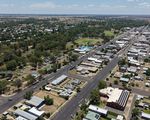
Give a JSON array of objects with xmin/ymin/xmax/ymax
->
[
  {"xmin": 100, "ymin": 87, "xmax": 130, "ymax": 110},
  {"xmin": 51, "ymin": 75, "xmax": 68, "ymax": 86}
]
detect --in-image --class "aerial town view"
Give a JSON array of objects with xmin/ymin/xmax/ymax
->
[{"xmin": 0, "ymin": 0, "xmax": 150, "ymax": 120}]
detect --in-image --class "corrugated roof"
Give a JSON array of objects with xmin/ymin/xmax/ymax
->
[
  {"xmin": 51, "ymin": 75, "xmax": 67, "ymax": 85},
  {"xmin": 26, "ymin": 96, "xmax": 44, "ymax": 107},
  {"xmin": 14, "ymin": 109, "xmax": 38, "ymax": 120}
]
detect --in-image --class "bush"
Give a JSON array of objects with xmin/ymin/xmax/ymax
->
[
  {"xmin": 114, "ymin": 80, "xmax": 119, "ymax": 85},
  {"xmin": 44, "ymin": 95, "xmax": 54, "ymax": 105}
]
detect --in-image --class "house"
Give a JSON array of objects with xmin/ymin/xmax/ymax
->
[
  {"xmin": 120, "ymin": 77, "xmax": 130, "ymax": 83},
  {"xmin": 28, "ymin": 107, "xmax": 44, "ymax": 117},
  {"xmin": 16, "ymin": 116, "xmax": 28, "ymax": 120},
  {"xmin": 51, "ymin": 75, "xmax": 67, "ymax": 86},
  {"xmin": 14, "ymin": 109, "xmax": 38, "ymax": 120},
  {"xmin": 127, "ymin": 66, "xmax": 137, "ymax": 73},
  {"xmin": 25, "ymin": 96, "xmax": 44, "ymax": 108},
  {"xmin": 88, "ymin": 105, "xmax": 108, "ymax": 116},
  {"xmin": 141, "ymin": 112, "xmax": 150, "ymax": 120},
  {"xmin": 100, "ymin": 87, "xmax": 130, "ymax": 110}
]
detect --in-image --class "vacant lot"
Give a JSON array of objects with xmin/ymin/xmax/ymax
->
[
  {"xmin": 75, "ymin": 38, "xmax": 103, "ymax": 46},
  {"xmin": 35, "ymin": 91, "xmax": 66, "ymax": 114}
]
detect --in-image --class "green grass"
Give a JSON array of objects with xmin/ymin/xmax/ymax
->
[
  {"xmin": 75, "ymin": 38, "xmax": 103, "ymax": 46},
  {"xmin": 143, "ymin": 98, "xmax": 150, "ymax": 104},
  {"xmin": 104, "ymin": 30, "xmax": 114, "ymax": 37},
  {"xmin": 98, "ymin": 101, "xmax": 107, "ymax": 108},
  {"xmin": 100, "ymin": 110, "xmax": 118, "ymax": 120},
  {"xmin": 143, "ymin": 109, "xmax": 150, "ymax": 114}
]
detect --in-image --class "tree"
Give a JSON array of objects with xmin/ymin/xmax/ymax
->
[
  {"xmin": 132, "ymin": 108, "xmax": 140, "ymax": 118},
  {"xmin": 118, "ymin": 59, "xmax": 126, "ymax": 66},
  {"xmin": 98, "ymin": 81, "xmax": 107, "ymax": 89},
  {"xmin": 14, "ymin": 79, "xmax": 22, "ymax": 90},
  {"xmin": 114, "ymin": 80, "xmax": 119, "ymax": 85},
  {"xmin": 6, "ymin": 60, "xmax": 17, "ymax": 71},
  {"xmin": 25, "ymin": 75, "xmax": 36, "ymax": 85},
  {"xmin": 90, "ymin": 89, "xmax": 100, "ymax": 105},
  {"xmin": 145, "ymin": 68, "xmax": 150, "ymax": 76},
  {"xmin": 0, "ymin": 80, "xmax": 8, "ymax": 94},
  {"xmin": 44, "ymin": 95, "xmax": 54, "ymax": 105},
  {"xmin": 24, "ymin": 91, "xmax": 33, "ymax": 100}
]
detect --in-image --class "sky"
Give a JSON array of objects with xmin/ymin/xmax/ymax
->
[{"xmin": 0, "ymin": 0, "xmax": 150, "ymax": 15}]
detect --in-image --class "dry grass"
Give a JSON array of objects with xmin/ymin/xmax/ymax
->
[{"xmin": 35, "ymin": 91, "xmax": 66, "ymax": 113}]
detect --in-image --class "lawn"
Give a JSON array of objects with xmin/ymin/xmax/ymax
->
[
  {"xmin": 143, "ymin": 109, "xmax": 150, "ymax": 114},
  {"xmin": 104, "ymin": 30, "xmax": 114, "ymax": 37},
  {"xmin": 75, "ymin": 38, "xmax": 103, "ymax": 46}
]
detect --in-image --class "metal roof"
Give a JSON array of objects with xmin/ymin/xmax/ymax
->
[
  {"xmin": 141, "ymin": 112, "xmax": 150, "ymax": 119},
  {"xmin": 25, "ymin": 96, "xmax": 44, "ymax": 107},
  {"xmin": 89, "ymin": 105, "xmax": 108, "ymax": 115},
  {"xmin": 51, "ymin": 75, "xmax": 67, "ymax": 85},
  {"xmin": 14, "ymin": 109, "xmax": 38, "ymax": 120}
]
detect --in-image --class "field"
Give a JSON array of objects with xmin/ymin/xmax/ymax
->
[
  {"xmin": 75, "ymin": 38, "xmax": 103, "ymax": 46},
  {"xmin": 104, "ymin": 30, "xmax": 114, "ymax": 37}
]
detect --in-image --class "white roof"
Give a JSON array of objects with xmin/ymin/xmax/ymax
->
[
  {"xmin": 116, "ymin": 115, "xmax": 124, "ymax": 120},
  {"xmin": 88, "ymin": 57, "xmax": 103, "ymax": 63},
  {"xmin": 14, "ymin": 109, "xmax": 38, "ymax": 120},
  {"xmin": 26, "ymin": 96, "xmax": 44, "ymax": 107},
  {"xmin": 28, "ymin": 107, "xmax": 44, "ymax": 117},
  {"xmin": 141, "ymin": 112, "xmax": 150, "ymax": 119},
  {"xmin": 100, "ymin": 87, "xmax": 122, "ymax": 103},
  {"xmin": 16, "ymin": 116, "xmax": 28, "ymax": 120},
  {"xmin": 51, "ymin": 75, "xmax": 67, "ymax": 85},
  {"xmin": 89, "ymin": 105, "xmax": 108, "ymax": 115}
]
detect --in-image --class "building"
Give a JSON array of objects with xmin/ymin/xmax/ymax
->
[
  {"xmin": 141, "ymin": 112, "xmax": 150, "ymax": 120},
  {"xmin": 51, "ymin": 75, "xmax": 67, "ymax": 86},
  {"xmin": 120, "ymin": 77, "xmax": 130, "ymax": 83},
  {"xmin": 28, "ymin": 107, "xmax": 44, "ymax": 117},
  {"xmin": 14, "ymin": 109, "xmax": 38, "ymax": 120},
  {"xmin": 100, "ymin": 87, "xmax": 130, "ymax": 110},
  {"xmin": 88, "ymin": 105, "xmax": 108, "ymax": 116},
  {"xmin": 25, "ymin": 96, "xmax": 44, "ymax": 108},
  {"xmin": 84, "ymin": 111, "xmax": 101, "ymax": 120},
  {"xmin": 16, "ymin": 116, "xmax": 28, "ymax": 120}
]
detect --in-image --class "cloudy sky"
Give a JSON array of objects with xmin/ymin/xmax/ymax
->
[{"xmin": 0, "ymin": 0, "xmax": 150, "ymax": 14}]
